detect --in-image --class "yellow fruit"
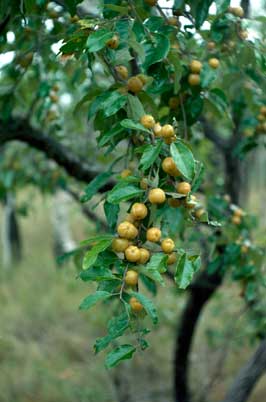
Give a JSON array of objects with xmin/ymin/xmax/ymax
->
[
  {"xmin": 168, "ymin": 198, "xmax": 183, "ymax": 208},
  {"xmin": 138, "ymin": 248, "xmax": 150, "ymax": 264},
  {"xmin": 161, "ymin": 124, "xmax": 175, "ymax": 138},
  {"xmin": 239, "ymin": 30, "xmax": 248, "ymax": 40},
  {"xmin": 121, "ymin": 169, "xmax": 132, "ymax": 178},
  {"xmin": 112, "ymin": 238, "xmax": 129, "ymax": 252},
  {"xmin": 162, "ymin": 157, "xmax": 180, "ymax": 177},
  {"xmin": 125, "ymin": 213, "xmax": 136, "ymax": 224},
  {"xmin": 194, "ymin": 208, "xmax": 205, "ymax": 220},
  {"xmin": 148, "ymin": 188, "xmax": 166, "ymax": 204},
  {"xmin": 185, "ymin": 195, "xmax": 197, "ymax": 209},
  {"xmin": 49, "ymin": 92, "xmax": 59, "ymax": 103},
  {"xmin": 241, "ymin": 245, "xmax": 249, "ymax": 254},
  {"xmin": 176, "ymin": 182, "xmax": 191, "ymax": 195},
  {"xmin": 260, "ymin": 106, "xmax": 266, "ymax": 116},
  {"xmin": 231, "ymin": 215, "xmax": 241, "ymax": 225},
  {"xmin": 127, "ymin": 76, "xmax": 143, "ymax": 93},
  {"xmin": 167, "ymin": 252, "xmax": 177, "ymax": 265},
  {"xmin": 140, "ymin": 114, "xmax": 155, "ymax": 129},
  {"xmin": 115, "ymin": 65, "xmax": 128, "ymax": 80},
  {"xmin": 137, "ymin": 74, "xmax": 149, "ymax": 85},
  {"xmin": 153, "ymin": 122, "xmax": 162, "ymax": 137},
  {"xmin": 125, "ymin": 270, "xmax": 138, "ymax": 286},
  {"xmin": 161, "ymin": 238, "xmax": 175, "ymax": 253},
  {"xmin": 146, "ymin": 227, "xmax": 161, "ymax": 242},
  {"xmin": 208, "ymin": 58, "xmax": 219, "ymax": 69},
  {"xmin": 190, "ymin": 60, "xmax": 202, "ymax": 74},
  {"xmin": 223, "ymin": 194, "xmax": 231, "ymax": 202},
  {"xmin": 164, "ymin": 136, "xmax": 176, "ymax": 145},
  {"xmin": 140, "ymin": 178, "xmax": 148, "ymax": 190},
  {"xmin": 129, "ymin": 297, "xmax": 143, "ymax": 312},
  {"xmin": 234, "ymin": 208, "xmax": 244, "ymax": 217},
  {"xmin": 168, "ymin": 17, "xmax": 178, "ymax": 26},
  {"xmin": 117, "ymin": 221, "xmax": 138, "ymax": 239},
  {"xmin": 207, "ymin": 41, "xmax": 216, "ymax": 50},
  {"xmin": 231, "ymin": 6, "xmax": 244, "ymax": 17},
  {"xmin": 257, "ymin": 114, "xmax": 265, "ymax": 122},
  {"xmin": 131, "ymin": 203, "xmax": 148, "ymax": 220},
  {"xmin": 125, "ymin": 246, "xmax": 141, "ymax": 262},
  {"xmin": 188, "ymin": 74, "xmax": 200, "ymax": 86},
  {"xmin": 106, "ymin": 35, "xmax": 119, "ymax": 49},
  {"xmin": 168, "ymin": 97, "xmax": 179, "ymax": 109}
]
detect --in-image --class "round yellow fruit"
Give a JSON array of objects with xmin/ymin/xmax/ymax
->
[
  {"xmin": 260, "ymin": 106, "xmax": 266, "ymax": 116},
  {"xmin": 167, "ymin": 252, "xmax": 177, "ymax": 265},
  {"xmin": 129, "ymin": 297, "xmax": 143, "ymax": 312},
  {"xmin": 127, "ymin": 76, "xmax": 143, "ymax": 93},
  {"xmin": 231, "ymin": 215, "xmax": 241, "ymax": 225},
  {"xmin": 131, "ymin": 203, "xmax": 148, "ymax": 220},
  {"xmin": 239, "ymin": 30, "xmax": 248, "ymax": 40},
  {"xmin": 164, "ymin": 136, "xmax": 176, "ymax": 145},
  {"xmin": 112, "ymin": 237, "xmax": 129, "ymax": 252},
  {"xmin": 231, "ymin": 6, "xmax": 244, "ymax": 17},
  {"xmin": 121, "ymin": 169, "xmax": 132, "ymax": 178},
  {"xmin": 125, "ymin": 246, "xmax": 141, "ymax": 262},
  {"xmin": 190, "ymin": 60, "xmax": 202, "ymax": 74},
  {"xmin": 115, "ymin": 65, "xmax": 128, "ymax": 80},
  {"xmin": 161, "ymin": 124, "xmax": 175, "ymax": 138},
  {"xmin": 106, "ymin": 35, "xmax": 119, "ymax": 49},
  {"xmin": 168, "ymin": 16, "xmax": 178, "ymax": 26},
  {"xmin": 117, "ymin": 221, "xmax": 138, "ymax": 239},
  {"xmin": 162, "ymin": 157, "xmax": 180, "ymax": 176},
  {"xmin": 188, "ymin": 74, "xmax": 200, "ymax": 86},
  {"xmin": 140, "ymin": 114, "xmax": 155, "ymax": 129},
  {"xmin": 125, "ymin": 270, "xmax": 138, "ymax": 286},
  {"xmin": 208, "ymin": 58, "xmax": 219, "ymax": 69},
  {"xmin": 161, "ymin": 238, "xmax": 175, "ymax": 253},
  {"xmin": 153, "ymin": 122, "xmax": 162, "ymax": 137},
  {"xmin": 234, "ymin": 208, "xmax": 244, "ymax": 218},
  {"xmin": 185, "ymin": 195, "xmax": 197, "ymax": 209},
  {"xmin": 176, "ymin": 182, "xmax": 191, "ymax": 195},
  {"xmin": 194, "ymin": 208, "xmax": 205, "ymax": 220},
  {"xmin": 146, "ymin": 227, "xmax": 161, "ymax": 242},
  {"xmin": 148, "ymin": 188, "xmax": 166, "ymax": 204},
  {"xmin": 207, "ymin": 41, "xmax": 216, "ymax": 50},
  {"xmin": 138, "ymin": 248, "xmax": 150, "ymax": 264}
]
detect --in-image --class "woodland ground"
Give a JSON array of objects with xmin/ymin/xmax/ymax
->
[{"xmin": 0, "ymin": 190, "xmax": 265, "ymax": 402}]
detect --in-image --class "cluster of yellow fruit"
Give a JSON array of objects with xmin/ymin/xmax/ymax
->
[
  {"xmin": 140, "ymin": 114, "xmax": 177, "ymax": 144},
  {"xmin": 231, "ymin": 206, "xmax": 245, "ymax": 225},
  {"xmin": 255, "ymin": 106, "xmax": 266, "ymax": 134},
  {"xmin": 188, "ymin": 58, "xmax": 220, "ymax": 86}
]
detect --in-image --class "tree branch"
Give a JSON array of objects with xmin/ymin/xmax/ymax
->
[
  {"xmin": 0, "ymin": 119, "xmax": 114, "ymax": 191},
  {"xmin": 200, "ymin": 117, "xmax": 229, "ymax": 151},
  {"xmin": 222, "ymin": 339, "xmax": 266, "ymax": 402}
]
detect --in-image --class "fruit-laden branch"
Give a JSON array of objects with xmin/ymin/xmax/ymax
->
[
  {"xmin": 222, "ymin": 339, "xmax": 266, "ymax": 402},
  {"xmin": 0, "ymin": 119, "xmax": 114, "ymax": 191},
  {"xmin": 174, "ymin": 267, "xmax": 223, "ymax": 402}
]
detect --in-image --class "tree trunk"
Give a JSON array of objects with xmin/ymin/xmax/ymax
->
[{"xmin": 222, "ymin": 340, "xmax": 266, "ymax": 402}]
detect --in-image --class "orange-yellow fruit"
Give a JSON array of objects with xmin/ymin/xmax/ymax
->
[
  {"xmin": 168, "ymin": 16, "xmax": 178, "ymax": 26},
  {"xmin": 208, "ymin": 58, "xmax": 219, "ymax": 69},
  {"xmin": 189, "ymin": 60, "xmax": 202, "ymax": 74},
  {"xmin": 169, "ymin": 97, "xmax": 179, "ymax": 109},
  {"xmin": 162, "ymin": 157, "xmax": 180, "ymax": 176},
  {"xmin": 194, "ymin": 208, "xmax": 205, "ymax": 220},
  {"xmin": 234, "ymin": 208, "xmax": 244, "ymax": 218},
  {"xmin": 127, "ymin": 76, "xmax": 143, "ymax": 93},
  {"xmin": 257, "ymin": 114, "xmax": 265, "ymax": 122},
  {"xmin": 207, "ymin": 41, "xmax": 216, "ymax": 50},
  {"xmin": 223, "ymin": 194, "xmax": 231, "ymax": 203},
  {"xmin": 117, "ymin": 221, "xmax": 138, "ymax": 239},
  {"xmin": 125, "ymin": 270, "xmax": 138, "ymax": 286},
  {"xmin": 140, "ymin": 114, "xmax": 155, "ymax": 129},
  {"xmin": 146, "ymin": 227, "xmax": 161, "ymax": 242},
  {"xmin": 239, "ymin": 30, "xmax": 248, "ymax": 40},
  {"xmin": 164, "ymin": 136, "xmax": 176, "ymax": 145},
  {"xmin": 161, "ymin": 124, "xmax": 175, "ymax": 138},
  {"xmin": 131, "ymin": 203, "xmax": 148, "ymax": 220},
  {"xmin": 185, "ymin": 195, "xmax": 197, "ymax": 209},
  {"xmin": 120, "ymin": 169, "xmax": 132, "ymax": 178},
  {"xmin": 106, "ymin": 35, "xmax": 119, "ymax": 49},
  {"xmin": 112, "ymin": 238, "xmax": 129, "ymax": 252},
  {"xmin": 231, "ymin": 215, "xmax": 241, "ymax": 225},
  {"xmin": 137, "ymin": 74, "xmax": 149, "ymax": 85},
  {"xmin": 167, "ymin": 252, "xmax": 177, "ymax": 265},
  {"xmin": 125, "ymin": 245, "xmax": 141, "ymax": 262},
  {"xmin": 49, "ymin": 92, "xmax": 58, "ymax": 102},
  {"xmin": 153, "ymin": 122, "xmax": 162, "ymax": 137},
  {"xmin": 140, "ymin": 178, "xmax": 148, "ymax": 190},
  {"xmin": 148, "ymin": 188, "xmax": 166, "ymax": 204},
  {"xmin": 231, "ymin": 6, "xmax": 244, "ymax": 17},
  {"xmin": 176, "ymin": 182, "xmax": 191, "ymax": 195},
  {"xmin": 115, "ymin": 65, "xmax": 128, "ymax": 80},
  {"xmin": 138, "ymin": 248, "xmax": 150, "ymax": 264},
  {"xmin": 161, "ymin": 238, "xmax": 175, "ymax": 253},
  {"xmin": 188, "ymin": 74, "xmax": 200, "ymax": 86},
  {"xmin": 168, "ymin": 198, "xmax": 183, "ymax": 208},
  {"xmin": 260, "ymin": 106, "xmax": 266, "ymax": 116},
  {"xmin": 129, "ymin": 297, "xmax": 143, "ymax": 312}
]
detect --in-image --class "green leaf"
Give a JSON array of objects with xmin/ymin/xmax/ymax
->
[
  {"xmin": 127, "ymin": 94, "xmax": 146, "ymax": 120},
  {"xmin": 143, "ymin": 33, "xmax": 170, "ymax": 69},
  {"xmin": 80, "ymin": 234, "xmax": 113, "ymax": 246},
  {"xmin": 175, "ymin": 253, "xmax": 201, "ymax": 289},
  {"xmin": 64, "ymin": 0, "xmax": 83, "ymax": 15},
  {"xmin": 200, "ymin": 65, "xmax": 217, "ymax": 88},
  {"xmin": 95, "ymin": 313, "xmax": 129, "ymax": 353},
  {"xmin": 206, "ymin": 88, "xmax": 229, "ymax": 116},
  {"xmin": 170, "ymin": 141, "xmax": 195, "ymax": 181},
  {"xmin": 139, "ymin": 141, "xmax": 163, "ymax": 171},
  {"xmin": 80, "ymin": 172, "xmax": 113, "ymax": 203},
  {"xmin": 104, "ymin": 201, "xmax": 120, "ymax": 231},
  {"xmin": 131, "ymin": 291, "xmax": 158, "ymax": 324},
  {"xmin": 192, "ymin": 0, "xmax": 212, "ymax": 29},
  {"xmin": 107, "ymin": 183, "xmax": 144, "ymax": 204},
  {"xmin": 120, "ymin": 119, "xmax": 151, "ymax": 133},
  {"xmin": 168, "ymin": 51, "xmax": 183, "ymax": 94},
  {"xmin": 87, "ymin": 29, "xmax": 113, "ymax": 52},
  {"xmin": 103, "ymin": 92, "xmax": 127, "ymax": 117},
  {"xmin": 80, "ymin": 266, "xmax": 116, "ymax": 282},
  {"xmin": 215, "ymin": 0, "xmax": 230, "ymax": 13},
  {"xmin": 105, "ymin": 344, "xmax": 136, "ymax": 368},
  {"xmin": 79, "ymin": 291, "xmax": 112, "ymax": 310},
  {"xmin": 140, "ymin": 253, "xmax": 168, "ymax": 285},
  {"xmin": 192, "ymin": 161, "xmax": 205, "ymax": 192},
  {"xmin": 82, "ymin": 238, "xmax": 113, "ymax": 270}
]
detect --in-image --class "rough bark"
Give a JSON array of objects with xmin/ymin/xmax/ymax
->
[{"xmin": 222, "ymin": 340, "xmax": 266, "ymax": 402}]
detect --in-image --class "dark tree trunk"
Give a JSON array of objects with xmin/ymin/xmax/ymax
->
[{"xmin": 2, "ymin": 193, "xmax": 22, "ymax": 267}]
